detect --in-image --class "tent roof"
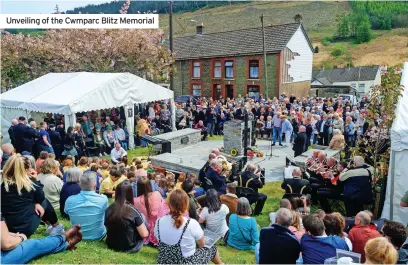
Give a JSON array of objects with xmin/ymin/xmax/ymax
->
[
  {"xmin": 0, "ymin": 72, "xmax": 173, "ymax": 115},
  {"xmin": 391, "ymin": 62, "xmax": 408, "ymax": 151}
]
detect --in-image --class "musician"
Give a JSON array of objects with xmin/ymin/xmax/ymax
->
[
  {"xmin": 206, "ymin": 159, "xmax": 227, "ymax": 194},
  {"xmin": 318, "ymin": 161, "xmax": 347, "ymax": 213},
  {"xmin": 110, "ymin": 142, "xmax": 127, "ymax": 165},
  {"xmin": 306, "ymin": 150, "xmax": 321, "ymax": 168},
  {"xmin": 238, "ymin": 164, "xmax": 267, "ymax": 216},
  {"xmin": 308, "ymin": 151, "xmax": 327, "ymax": 203},
  {"xmin": 199, "ymin": 153, "xmax": 216, "ymax": 191},
  {"xmin": 281, "ymin": 168, "xmax": 310, "ymax": 198}
]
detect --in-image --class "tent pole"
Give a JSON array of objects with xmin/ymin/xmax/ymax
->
[
  {"xmin": 171, "ymin": 98, "xmax": 176, "ymax": 131},
  {"xmin": 389, "ymin": 150, "xmax": 396, "ymax": 221}
]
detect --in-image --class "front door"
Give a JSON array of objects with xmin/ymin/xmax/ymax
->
[
  {"xmin": 226, "ymin": 84, "xmax": 234, "ymax": 99},
  {"xmin": 213, "ymin": 84, "xmax": 222, "ymax": 100}
]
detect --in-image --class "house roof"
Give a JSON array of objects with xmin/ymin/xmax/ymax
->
[
  {"xmin": 173, "ymin": 23, "xmax": 313, "ymax": 60},
  {"xmin": 312, "ymin": 66, "xmax": 380, "ymax": 84}
]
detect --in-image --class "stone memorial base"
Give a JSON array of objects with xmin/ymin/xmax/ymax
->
[
  {"xmin": 154, "ymin": 128, "xmax": 201, "ymax": 153},
  {"xmin": 223, "ymin": 120, "xmax": 251, "ymax": 156}
]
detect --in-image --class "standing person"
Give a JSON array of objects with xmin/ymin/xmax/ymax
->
[
  {"xmin": 61, "ymin": 126, "xmax": 78, "ymax": 164},
  {"xmin": 8, "ymin": 119, "xmax": 18, "ymax": 147},
  {"xmin": 134, "ymin": 177, "xmax": 165, "ymax": 246},
  {"xmin": 281, "ymin": 115, "xmax": 293, "ymax": 147},
  {"xmin": 105, "ymin": 182, "xmax": 149, "ymax": 253},
  {"xmin": 332, "ymin": 113, "xmax": 344, "ymax": 134},
  {"xmin": 1, "ymin": 155, "xmax": 64, "ymax": 237},
  {"xmin": 64, "ymin": 171, "xmax": 109, "ymax": 240},
  {"xmin": 348, "ymin": 211, "xmax": 381, "ymax": 262},
  {"xmin": 80, "ymin": 116, "xmax": 94, "ymax": 144},
  {"xmin": 39, "ymin": 122, "xmax": 54, "ymax": 154},
  {"xmin": 48, "ymin": 125, "xmax": 62, "ymax": 159},
  {"xmin": 199, "ymin": 189, "xmax": 229, "ymax": 238},
  {"xmin": 272, "ymin": 112, "xmax": 283, "ymax": 146},
  {"xmin": 154, "ymin": 189, "xmax": 223, "ymax": 264},
  {"xmin": 205, "ymin": 105, "xmax": 216, "ymax": 137},
  {"xmin": 227, "ymin": 198, "xmax": 260, "ymax": 251},
  {"xmin": 12, "ymin": 116, "xmax": 28, "ymax": 154},
  {"xmin": 258, "ymin": 208, "xmax": 300, "ymax": 264},
  {"xmin": 304, "ymin": 117, "xmax": 313, "ymax": 150},
  {"xmin": 293, "ymin": 126, "xmax": 307, "ymax": 157}
]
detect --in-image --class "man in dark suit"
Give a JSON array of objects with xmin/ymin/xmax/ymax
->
[
  {"xmin": 235, "ymin": 103, "xmax": 246, "ymax": 120},
  {"xmin": 239, "ymin": 163, "xmax": 267, "ymax": 215},
  {"xmin": 12, "ymin": 116, "xmax": 29, "ymax": 154},
  {"xmin": 293, "ymin": 126, "xmax": 307, "ymax": 157},
  {"xmin": 199, "ymin": 153, "xmax": 216, "ymax": 191},
  {"xmin": 49, "ymin": 124, "xmax": 62, "ymax": 159},
  {"xmin": 8, "ymin": 119, "xmax": 18, "ymax": 147},
  {"xmin": 206, "ymin": 159, "xmax": 226, "ymax": 194},
  {"xmin": 24, "ymin": 121, "xmax": 39, "ymax": 155},
  {"xmin": 315, "ymin": 117, "xmax": 324, "ymax": 146},
  {"xmin": 281, "ymin": 167, "xmax": 310, "ymax": 196}
]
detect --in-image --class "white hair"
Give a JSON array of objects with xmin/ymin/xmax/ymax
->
[
  {"xmin": 333, "ymin": 129, "xmax": 342, "ymax": 135},
  {"xmin": 354, "ymin": 156, "xmax": 365, "ymax": 167},
  {"xmin": 275, "ymin": 208, "xmax": 293, "ymax": 227}
]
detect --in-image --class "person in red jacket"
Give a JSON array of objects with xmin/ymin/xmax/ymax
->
[{"xmin": 348, "ymin": 211, "xmax": 380, "ymax": 262}]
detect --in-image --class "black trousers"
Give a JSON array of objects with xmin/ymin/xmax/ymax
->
[
  {"xmin": 249, "ymin": 193, "xmax": 267, "ymax": 215},
  {"xmin": 41, "ymin": 198, "xmax": 59, "ymax": 225},
  {"xmin": 318, "ymin": 188, "xmax": 342, "ymax": 213},
  {"xmin": 344, "ymin": 197, "xmax": 365, "ymax": 217}
]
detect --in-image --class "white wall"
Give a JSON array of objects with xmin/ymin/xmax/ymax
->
[
  {"xmin": 333, "ymin": 69, "xmax": 381, "ymax": 95},
  {"xmin": 285, "ymin": 26, "xmax": 313, "ymax": 83}
]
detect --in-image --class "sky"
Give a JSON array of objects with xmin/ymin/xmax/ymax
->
[{"xmin": 1, "ymin": 0, "xmax": 110, "ymax": 14}]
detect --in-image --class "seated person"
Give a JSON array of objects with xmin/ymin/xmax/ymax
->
[
  {"xmin": 269, "ymin": 198, "xmax": 292, "ymax": 225},
  {"xmin": 258, "ymin": 208, "xmax": 300, "ymax": 264},
  {"xmin": 227, "ymin": 197, "xmax": 259, "ymax": 251},
  {"xmin": 181, "ymin": 179, "xmax": 201, "ymax": 221},
  {"xmin": 99, "ymin": 168, "xmax": 124, "ymax": 198},
  {"xmin": 1, "ymin": 215, "xmax": 82, "ymax": 264},
  {"xmin": 199, "ymin": 189, "xmax": 229, "ymax": 238},
  {"xmin": 60, "ymin": 168, "xmax": 82, "ymax": 219},
  {"xmin": 365, "ymin": 237, "xmax": 398, "ymax": 265},
  {"xmin": 254, "ymin": 116, "xmax": 265, "ymax": 139},
  {"xmin": 381, "ymin": 220, "xmax": 408, "ymax": 264},
  {"xmin": 38, "ymin": 159, "xmax": 64, "ymax": 211},
  {"xmin": 206, "ymin": 159, "xmax": 227, "ymax": 194},
  {"xmin": 301, "ymin": 214, "xmax": 349, "ymax": 264},
  {"xmin": 238, "ymin": 164, "xmax": 267, "ymax": 216},
  {"xmin": 305, "ymin": 150, "xmax": 321, "ymax": 169},
  {"xmin": 318, "ymin": 161, "xmax": 347, "ymax": 213},
  {"xmin": 1, "ymin": 155, "xmax": 64, "ymax": 237},
  {"xmin": 220, "ymin": 182, "xmax": 239, "ymax": 224},
  {"xmin": 194, "ymin": 120, "xmax": 208, "ymax": 141},
  {"xmin": 65, "ymin": 171, "xmax": 108, "ymax": 240},
  {"xmin": 105, "ymin": 182, "xmax": 148, "ymax": 253},
  {"xmin": 308, "ymin": 152, "xmax": 328, "ymax": 202},
  {"xmin": 281, "ymin": 168, "xmax": 310, "ymax": 197},
  {"xmin": 110, "ymin": 142, "xmax": 127, "ymax": 165}
]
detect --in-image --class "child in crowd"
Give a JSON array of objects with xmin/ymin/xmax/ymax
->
[
  {"xmin": 127, "ymin": 171, "xmax": 138, "ymax": 198},
  {"xmin": 158, "ymin": 178, "xmax": 168, "ymax": 198},
  {"xmin": 100, "ymin": 162, "xmax": 110, "ymax": 179},
  {"xmin": 193, "ymin": 179, "xmax": 205, "ymax": 198},
  {"xmin": 175, "ymin": 172, "xmax": 186, "ymax": 189}
]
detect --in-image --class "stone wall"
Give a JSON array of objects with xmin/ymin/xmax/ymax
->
[{"xmin": 154, "ymin": 128, "xmax": 201, "ymax": 152}]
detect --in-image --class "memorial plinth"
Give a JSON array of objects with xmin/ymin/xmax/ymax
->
[
  {"xmin": 223, "ymin": 120, "xmax": 251, "ymax": 156},
  {"xmin": 154, "ymin": 128, "xmax": 201, "ymax": 153}
]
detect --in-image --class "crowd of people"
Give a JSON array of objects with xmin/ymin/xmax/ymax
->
[{"xmin": 2, "ymin": 92, "xmax": 407, "ymax": 265}]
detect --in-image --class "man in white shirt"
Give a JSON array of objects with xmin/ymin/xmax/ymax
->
[{"xmin": 110, "ymin": 142, "xmax": 127, "ymax": 165}]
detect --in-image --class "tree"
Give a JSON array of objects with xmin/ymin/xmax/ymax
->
[
  {"xmin": 355, "ymin": 16, "xmax": 373, "ymax": 43},
  {"xmin": 1, "ymin": 29, "xmax": 173, "ymax": 91},
  {"xmin": 353, "ymin": 67, "xmax": 404, "ymax": 181},
  {"xmin": 336, "ymin": 15, "xmax": 350, "ymax": 39}
]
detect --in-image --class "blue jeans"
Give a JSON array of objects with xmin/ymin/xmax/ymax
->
[
  {"xmin": 206, "ymin": 121, "xmax": 214, "ymax": 136},
  {"xmin": 272, "ymin": 127, "xmax": 282, "ymax": 144},
  {"xmin": 255, "ymin": 242, "xmax": 260, "ymax": 264},
  {"xmin": 41, "ymin": 144, "xmax": 55, "ymax": 155},
  {"xmin": 1, "ymin": 235, "xmax": 67, "ymax": 264},
  {"xmin": 120, "ymin": 140, "xmax": 128, "ymax": 150}
]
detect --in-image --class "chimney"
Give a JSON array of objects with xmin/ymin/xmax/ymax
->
[{"xmin": 196, "ymin": 23, "xmax": 204, "ymax": 35}]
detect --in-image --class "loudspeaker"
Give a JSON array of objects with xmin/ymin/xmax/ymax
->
[{"xmin": 161, "ymin": 141, "xmax": 171, "ymax": 154}]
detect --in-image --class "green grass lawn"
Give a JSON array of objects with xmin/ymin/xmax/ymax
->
[{"xmin": 30, "ymin": 181, "xmax": 284, "ymax": 264}]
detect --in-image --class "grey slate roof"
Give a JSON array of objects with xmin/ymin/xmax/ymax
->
[
  {"xmin": 173, "ymin": 23, "xmax": 313, "ymax": 60},
  {"xmin": 312, "ymin": 66, "xmax": 380, "ymax": 83}
]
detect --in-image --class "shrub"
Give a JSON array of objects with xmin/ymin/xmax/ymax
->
[
  {"xmin": 314, "ymin": 46, "xmax": 319, "ymax": 53},
  {"xmin": 321, "ymin": 37, "xmax": 331, "ymax": 46},
  {"xmin": 331, "ymin": 43, "xmax": 345, "ymax": 57}
]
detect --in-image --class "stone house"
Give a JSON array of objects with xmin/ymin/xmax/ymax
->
[{"xmin": 171, "ymin": 22, "xmax": 314, "ymax": 99}]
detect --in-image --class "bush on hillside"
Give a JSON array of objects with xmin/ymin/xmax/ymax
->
[{"xmin": 331, "ymin": 43, "xmax": 345, "ymax": 57}]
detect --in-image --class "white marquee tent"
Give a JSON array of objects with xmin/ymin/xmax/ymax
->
[
  {"xmin": 1, "ymin": 72, "xmax": 175, "ymax": 149},
  {"xmin": 381, "ymin": 62, "xmax": 408, "ymax": 224}
]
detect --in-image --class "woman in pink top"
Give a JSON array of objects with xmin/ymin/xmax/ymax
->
[
  {"xmin": 134, "ymin": 178, "xmax": 166, "ymax": 246},
  {"xmin": 288, "ymin": 211, "xmax": 305, "ymax": 241}
]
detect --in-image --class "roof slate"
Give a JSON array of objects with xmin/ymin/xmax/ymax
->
[
  {"xmin": 173, "ymin": 23, "xmax": 309, "ymax": 60},
  {"xmin": 312, "ymin": 66, "xmax": 380, "ymax": 83}
]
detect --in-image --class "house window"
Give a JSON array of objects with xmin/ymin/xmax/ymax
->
[
  {"xmin": 192, "ymin": 84, "xmax": 201, "ymax": 96},
  {"xmin": 213, "ymin": 61, "xmax": 222, "ymax": 78},
  {"xmin": 247, "ymin": 85, "xmax": 260, "ymax": 98},
  {"xmin": 193, "ymin": 61, "xmax": 201, "ymax": 78},
  {"xmin": 249, "ymin": 60, "xmax": 259, "ymax": 79},
  {"xmin": 225, "ymin": 61, "xmax": 234, "ymax": 78}
]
